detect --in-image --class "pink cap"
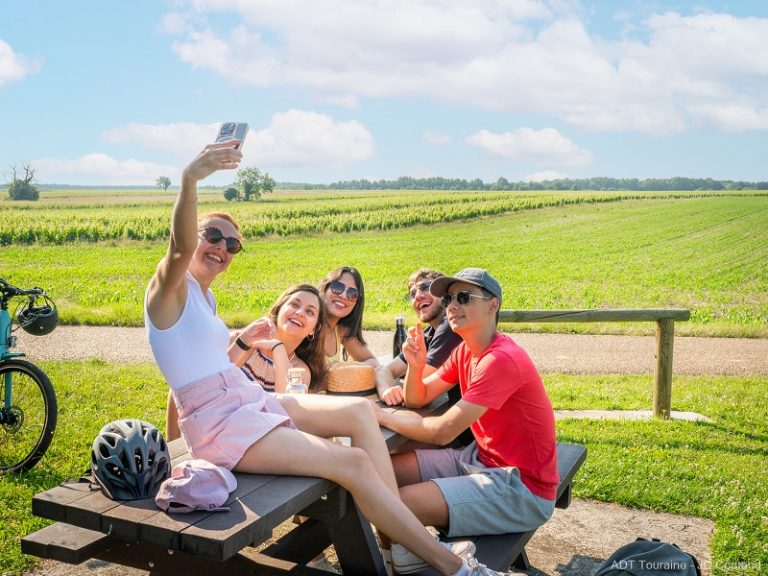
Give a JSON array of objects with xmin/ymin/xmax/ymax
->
[{"xmin": 155, "ymin": 459, "xmax": 237, "ymax": 514}]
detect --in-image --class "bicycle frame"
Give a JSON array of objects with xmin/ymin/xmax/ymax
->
[
  {"xmin": 1, "ymin": 303, "xmax": 26, "ymax": 416},
  {"xmin": 0, "ymin": 278, "xmax": 58, "ymax": 473}
]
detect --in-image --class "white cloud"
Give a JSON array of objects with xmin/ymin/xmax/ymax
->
[
  {"xmin": 102, "ymin": 111, "xmax": 373, "ymax": 170},
  {"xmin": 423, "ymin": 130, "xmax": 453, "ymax": 144},
  {"xmin": 466, "ymin": 128, "xmax": 593, "ymax": 167},
  {"xmin": 243, "ymin": 110, "xmax": 374, "ymax": 167},
  {"xmin": 524, "ymin": 170, "xmax": 567, "ymax": 182},
  {"xmin": 102, "ymin": 122, "xmax": 217, "ymax": 159},
  {"xmin": 34, "ymin": 154, "xmax": 178, "ymax": 186},
  {"xmin": 0, "ymin": 39, "xmax": 42, "ymax": 86},
  {"xmin": 163, "ymin": 2, "xmax": 768, "ymax": 135}
]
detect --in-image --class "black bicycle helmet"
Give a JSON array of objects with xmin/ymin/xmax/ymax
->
[
  {"xmin": 90, "ymin": 419, "xmax": 170, "ymax": 501},
  {"xmin": 17, "ymin": 296, "xmax": 58, "ymax": 336}
]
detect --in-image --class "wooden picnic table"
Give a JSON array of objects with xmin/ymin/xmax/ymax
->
[{"xmin": 22, "ymin": 393, "xmax": 456, "ymax": 576}]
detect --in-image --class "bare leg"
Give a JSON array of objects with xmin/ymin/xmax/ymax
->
[
  {"xmin": 391, "ymin": 451, "xmax": 450, "ymax": 526},
  {"xmin": 234, "ymin": 410, "xmax": 463, "ymax": 575},
  {"xmin": 277, "ymin": 394, "xmax": 399, "ymax": 494},
  {"xmin": 165, "ymin": 390, "xmax": 181, "ymax": 442},
  {"xmin": 380, "ymin": 451, "xmax": 450, "ymax": 549},
  {"xmin": 391, "ymin": 451, "xmax": 422, "ymax": 486}
]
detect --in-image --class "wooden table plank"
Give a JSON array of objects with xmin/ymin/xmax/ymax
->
[
  {"xmin": 180, "ymin": 475, "xmax": 333, "ymax": 561},
  {"xmin": 138, "ymin": 470, "xmax": 278, "ymax": 551},
  {"xmin": 32, "ymin": 480, "xmax": 100, "ymax": 522}
]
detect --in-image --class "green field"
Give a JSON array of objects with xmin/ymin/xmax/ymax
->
[
  {"xmin": 1, "ymin": 363, "xmax": 765, "ymax": 575},
  {"xmin": 1, "ymin": 189, "xmax": 766, "ymax": 336}
]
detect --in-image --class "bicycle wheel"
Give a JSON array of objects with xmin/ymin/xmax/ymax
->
[{"xmin": 0, "ymin": 359, "xmax": 58, "ymax": 473}]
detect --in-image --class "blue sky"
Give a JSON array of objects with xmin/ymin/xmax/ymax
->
[{"xmin": 1, "ymin": 1, "xmax": 767, "ymax": 186}]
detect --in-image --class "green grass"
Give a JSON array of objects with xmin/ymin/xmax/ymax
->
[
  {"xmin": 1, "ymin": 364, "xmax": 765, "ymax": 575},
  {"xmin": 0, "ymin": 360, "xmax": 167, "ymax": 576},
  {"xmin": 549, "ymin": 373, "xmax": 768, "ymax": 575},
  {"xmin": 1, "ymin": 193, "xmax": 766, "ymax": 336}
]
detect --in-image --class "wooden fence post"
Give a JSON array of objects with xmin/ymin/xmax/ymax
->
[{"xmin": 653, "ymin": 319, "xmax": 675, "ymax": 419}]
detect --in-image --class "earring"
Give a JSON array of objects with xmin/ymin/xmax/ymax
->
[{"xmin": 306, "ymin": 332, "xmax": 315, "ymax": 341}]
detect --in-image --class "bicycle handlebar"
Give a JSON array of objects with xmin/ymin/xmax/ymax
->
[{"xmin": 0, "ymin": 278, "xmax": 47, "ymax": 300}]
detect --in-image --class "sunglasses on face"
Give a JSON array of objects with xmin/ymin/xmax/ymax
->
[
  {"xmin": 328, "ymin": 280, "xmax": 360, "ymax": 302},
  {"xmin": 198, "ymin": 227, "xmax": 243, "ymax": 255},
  {"xmin": 440, "ymin": 290, "xmax": 491, "ymax": 307},
  {"xmin": 408, "ymin": 280, "xmax": 433, "ymax": 301}
]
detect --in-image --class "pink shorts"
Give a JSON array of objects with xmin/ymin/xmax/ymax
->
[{"xmin": 173, "ymin": 367, "xmax": 296, "ymax": 470}]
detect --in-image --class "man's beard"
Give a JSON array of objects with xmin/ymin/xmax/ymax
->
[{"xmin": 420, "ymin": 305, "xmax": 443, "ymax": 324}]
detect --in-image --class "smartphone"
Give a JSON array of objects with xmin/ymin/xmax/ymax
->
[{"xmin": 215, "ymin": 122, "xmax": 249, "ymax": 150}]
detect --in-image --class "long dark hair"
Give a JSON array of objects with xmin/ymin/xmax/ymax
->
[
  {"xmin": 318, "ymin": 266, "xmax": 367, "ymax": 347},
  {"xmin": 269, "ymin": 284, "xmax": 327, "ymax": 391}
]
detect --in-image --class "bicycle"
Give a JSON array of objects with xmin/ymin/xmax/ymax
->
[{"xmin": 0, "ymin": 278, "xmax": 58, "ymax": 473}]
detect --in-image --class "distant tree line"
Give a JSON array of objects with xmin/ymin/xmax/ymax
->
[{"xmin": 279, "ymin": 176, "xmax": 768, "ymax": 191}]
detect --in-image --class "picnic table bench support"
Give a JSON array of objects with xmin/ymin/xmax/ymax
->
[
  {"xmin": 22, "ymin": 526, "xmax": 331, "ymax": 576},
  {"xmin": 264, "ymin": 485, "xmax": 387, "ymax": 576},
  {"xmin": 321, "ymin": 492, "xmax": 387, "ymax": 576},
  {"xmin": 100, "ymin": 538, "xmax": 332, "ymax": 576}
]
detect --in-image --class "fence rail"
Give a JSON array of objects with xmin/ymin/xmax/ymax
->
[{"xmin": 499, "ymin": 308, "xmax": 691, "ymax": 419}]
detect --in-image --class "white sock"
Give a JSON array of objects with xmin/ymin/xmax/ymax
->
[
  {"xmin": 450, "ymin": 560, "xmax": 471, "ymax": 576},
  {"xmin": 381, "ymin": 547, "xmax": 393, "ymax": 576}
]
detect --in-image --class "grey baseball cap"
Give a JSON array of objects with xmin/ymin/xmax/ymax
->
[{"xmin": 429, "ymin": 268, "xmax": 502, "ymax": 305}]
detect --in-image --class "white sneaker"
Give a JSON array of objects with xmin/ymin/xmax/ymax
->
[
  {"xmin": 461, "ymin": 555, "xmax": 524, "ymax": 576},
  {"xmin": 392, "ymin": 538, "xmax": 476, "ymax": 574}
]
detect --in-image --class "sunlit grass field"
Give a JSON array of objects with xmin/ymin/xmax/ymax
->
[{"xmin": 1, "ymin": 190, "xmax": 766, "ymax": 336}]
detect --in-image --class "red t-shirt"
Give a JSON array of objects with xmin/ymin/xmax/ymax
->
[{"xmin": 437, "ymin": 333, "xmax": 559, "ymax": 500}]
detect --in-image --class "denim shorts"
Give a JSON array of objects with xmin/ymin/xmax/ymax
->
[
  {"xmin": 415, "ymin": 442, "xmax": 555, "ymax": 537},
  {"xmin": 174, "ymin": 367, "xmax": 295, "ymax": 470}
]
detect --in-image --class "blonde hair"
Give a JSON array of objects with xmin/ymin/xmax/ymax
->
[{"xmin": 198, "ymin": 211, "xmax": 242, "ymax": 240}]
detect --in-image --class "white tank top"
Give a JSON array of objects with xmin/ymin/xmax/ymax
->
[{"xmin": 145, "ymin": 272, "xmax": 233, "ymax": 390}]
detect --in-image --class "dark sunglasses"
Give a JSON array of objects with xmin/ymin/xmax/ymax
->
[
  {"xmin": 408, "ymin": 280, "xmax": 433, "ymax": 301},
  {"xmin": 440, "ymin": 290, "xmax": 491, "ymax": 307},
  {"xmin": 199, "ymin": 227, "xmax": 243, "ymax": 255},
  {"xmin": 328, "ymin": 280, "xmax": 360, "ymax": 302}
]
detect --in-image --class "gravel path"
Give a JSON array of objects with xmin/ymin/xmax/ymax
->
[{"xmin": 16, "ymin": 326, "xmax": 768, "ymax": 375}]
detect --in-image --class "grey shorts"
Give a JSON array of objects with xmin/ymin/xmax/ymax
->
[{"xmin": 415, "ymin": 442, "xmax": 555, "ymax": 537}]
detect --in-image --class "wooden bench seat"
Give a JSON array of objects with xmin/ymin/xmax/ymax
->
[{"xmin": 21, "ymin": 522, "xmax": 111, "ymax": 565}]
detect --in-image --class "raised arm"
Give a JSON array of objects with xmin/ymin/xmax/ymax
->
[
  {"xmin": 227, "ymin": 318, "xmax": 276, "ymax": 366},
  {"xmin": 146, "ymin": 143, "xmax": 242, "ymax": 329}
]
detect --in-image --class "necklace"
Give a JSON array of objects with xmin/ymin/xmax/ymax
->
[{"xmin": 258, "ymin": 349, "xmax": 297, "ymax": 366}]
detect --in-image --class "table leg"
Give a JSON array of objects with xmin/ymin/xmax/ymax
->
[{"xmin": 302, "ymin": 488, "xmax": 388, "ymax": 576}]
